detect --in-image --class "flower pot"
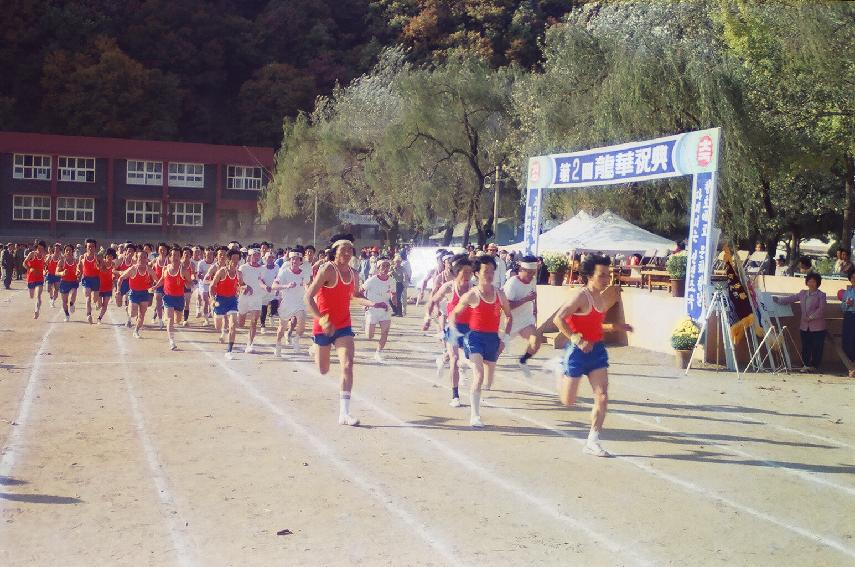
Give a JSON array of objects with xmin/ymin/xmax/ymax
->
[
  {"xmin": 548, "ymin": 270, "xmax": 566, "ymax": 286},
  {"xmin": 670, "ymin": 278, "xmax": 685, "ymax": 297},
  {"xmin": 674, "ymin": 349, "xmax": 693, "ymax": 369}
]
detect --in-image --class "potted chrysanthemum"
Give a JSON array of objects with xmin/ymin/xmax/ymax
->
[{"xmin": 671, "ymin": 317, "xmax": 700, "ymax": 368}]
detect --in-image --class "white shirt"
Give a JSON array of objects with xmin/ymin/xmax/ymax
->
[
  {"xmin": 276, "ymin": 266, "xmax": 311, "ymax": 312},
  {"xmin": 503, "ymin": 274, "xmax": 536, "ymax": 331},
  {"xmin": 362, "ymin": 275, "xmax": 394, "ymax": 306},
  {"xmin": 259, "ymin": 264, "xmax": 279, "ymax": 302},
  {"xmin": 238, "ymin": 263, "xmax": 265, "ymax": 297},
  {"xmin": 492, "ymin": 255, "xmax": 507, "ymax": 288}
]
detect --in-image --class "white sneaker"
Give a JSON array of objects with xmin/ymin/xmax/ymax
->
[
  {"xmin": 583, "ymin": 442, "xmax": 611, "ymax": 457},
  {"xmin": 70, "ymin": 304, "xmax": 75, "ymax": 313},
  {"xmin": 518, "ymin": 360, "xmax": 532, "ymax": 377},
  {"xmin": 64, "ymin": 315, "xmax": 70, "ymax": 322},
  {"xmin": 338, "ymin": 414, "xmax": 360, "ymax": 426},
  {"xmin": 259, "ymin": 326, "xmax": 266, "ymax": 335},
  {"xmin": 469, "ymin": 416, "xmax": 484, "ymax": 428},
  {"xmin": 195, "ymin": 310, "xmax": 201, "ymax": 318},
  {"xmin": 374, "ymin": 351, "xmax": 385, "ymax": 364},
  {"xmin": 292, "ymin": 342, "xmax": 303, "ymax": 355},
  {"xmin": 449, "ymin": 397, "xmax": 462, "ymax": 408},
  {"xmin": 245, "ymin": 344, "xmax": 255, "ymax": 354},
  {"xmin": 169, "ymin": 340, "xmax": 177, "ymax": 351},
  {"xmin": 274, "ymin": 345, "xmax": 282, "ymax": 358},
  {"xmin": 50, "ymin": 299, "xmax": 55, "ymax": 308},
  {"xmin": 435, "ymin": 355, "xmax": 445, "ymax": 379},
  {"xmin": 309, "ymin": 343, "xmax": 318, "ymax": 356},
  {"xmin": 224, "ymin": 351, "xmax": 234, "ymax": 360},
  {"xmin": 133, "ymin": 330, "xmax": 141, "ymax": 339},
  {"xmin": 159, "ymin": 319, "xmax": 164, "ymax": 330}
]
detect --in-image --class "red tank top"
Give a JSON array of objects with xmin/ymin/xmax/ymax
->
[
  {"xmin": 82, "ymin": 256, "xmax": 98, "ymax": 277},
  {"xmin": 163, "ymin": 267, "xmax": 186, "ymax": 296},
  {"xmin": 154, "ymin": 259, "xmax": 167, "ymax": 279},
  {"xmin": 468, "ymin": 289, "xmax": 501, "ymax": 333},
  {"xmin": 312, "ymin": 264, "xmax": 355, "ymax": 333},
  {"xmin": 564, "ymin": 291, "xmax": 605, "ymax": 342},
  {"xmin": 217, "ymin": 271, "xmax": 238, "ymax": 297},
  {"xmin": 129, "ymin": 267, "xmax": 153, "ymax": 291},
  {"xmin": 447, "ymin": 283, "xmax": 472, "ymax": 325},
  {"xmin": 118, "ymin": 260, "xmax": 130, "ymax": 272},
  {"xmin": 27, "ymin": 255, "xmax": 45, "ymax": 283},
  {"xmin": 47, "ymin": 257, "xmax": 59, "ymax": 276},
  {"xmin": 60, "ymin": 259, "xmax": 77, "ymax": 282},
  {"xmin": 99, "ymin": 262, "xmax": 114, "ymax": 291}
]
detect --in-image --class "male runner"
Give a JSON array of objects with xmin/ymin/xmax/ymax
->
[
  {"xmin": 115, "ymin": 245, "xmax": 135, "ymax": 313},
  {"xmin": 96, "ymin": 248, "xmax": 117, "ymax": 323},
  {"xmin": 553, "ymin": 254, "xmax": 633, "ymax": 457},
  {"xmin": 361, "ymin": 257, "xmax": 397, "ymax": 363},
  {"xmin": 117, "ymin": 249, "xmax": 155, "ymax": 338},
  {"xmin": 205, "ymin": 246, "xmax": 229, "ymax": 339},
  {"xmin": 180, "ymin": 247, "xmax": 196, "ymax": 326},
  {"xmin": 258, "ymin": 252, "xmax": 279, "ymax": 334},
  {"xmin": 151, "ymin": 247, "xmax": 193, "ymax": 350},
  {"xmin": 196, "ymin": 247, "xmax": 214, "ymax": 322},
  {"xmin": 23, "ymin": 240, "xmax": 47, "ymax": 319},
  {"xmin": 211, "ymin": 249, "xmax": 245, "ymax": 359},
  {"xmin": 151, "ymin": 242, "xmax": 169, "ymax": 329},
  {"xmin": 56, "ymin": 244, "xmax": 79, "ymax": 321},
  {"xmin": 305, "ymin": 235, "xmax": 387, "ymax": 426},
  {"xmin": 272, "ymin": 248, "xmax": 310, "ymax": 358},
  {"xmin": 450, "ymin": 255, "xmax": 512, "ymax": 427},
  {"xmin": 45, "ymin": 242, "xmax": 62, "ymax": 307},
  {"xmin": 503, "ymin": 255, "xmax": 543, "ymax": 376},
  {"xmin": 78, "ymin": 238, "xmax": 102, "ymax": 324},
  {"xmin": 237, "ymin": 248, "xmax": 269, "ymax": 353}
]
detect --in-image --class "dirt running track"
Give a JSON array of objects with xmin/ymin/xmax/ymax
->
[{"xmin": 0, "ymin": 286, "xmax": 853, "ymax": 566}]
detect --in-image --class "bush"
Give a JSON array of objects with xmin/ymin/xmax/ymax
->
[
  {"xmin": 671, "ymin": 317, "xmax": 700, "ymax": 350},
  {"xmin": 666, "ymin": 252, "xmax": 687, "ymax": 279},
  {"xmin": 543, "ymin": 252, "xmax": 569, "ymax": 272}
]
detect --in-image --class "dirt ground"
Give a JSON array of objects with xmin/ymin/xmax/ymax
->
[{"xmin": 0, "ymin": 285, "xmax": 853, "ymax": 566}]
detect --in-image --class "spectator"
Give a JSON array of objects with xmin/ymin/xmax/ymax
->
[
  {"xmin": 774, "ymin": 272, "xmax": 827, "ymax": 372},
  {"xmin": 14, "ymin": 243, "xmax": 25, "ymax": 280},
  {"xmin": 775, "ymin": 255, "xmax": 793, "ymax": 277},
  {"xmin": 837, "ymin": 249, "xmax": 853, "ymax": 276},
  {"xmin": 486, "ymin": 243, "xmax": 507, "ymax": 288},
  {"xmin": 796, "ymin": 256, "xmax": 813, "ymax": 275},
  {"xmin": 1, "ymin": 243, "xmax": 14, "ymax": 289},
  {"xmin": 840, "ymin": 267, "xmax": 855, "ymax": 378}
]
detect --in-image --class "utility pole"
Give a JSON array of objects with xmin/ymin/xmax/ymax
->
[
  {"xmin": 313, "ymin": 194, "xmax": 318, "ymax": 247},
  {"xmin": 492, "ymin": 163, "xmax": 500, "ymax": 239}
]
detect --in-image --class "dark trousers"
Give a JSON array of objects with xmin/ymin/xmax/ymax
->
[
  {"xmin": 800, "ymin": 329, "xmax": 826, "ymax": 368},
  {"xmin": 2, "ymin": 269, "xmax": 11, "ymax": 289},
  {"xmin": 393, "ymin": 282, "xmax": 404, "ymax": 316},
  {"xmin": 842, "ymin": 312, "xmax": 855, "ymax": 362}
]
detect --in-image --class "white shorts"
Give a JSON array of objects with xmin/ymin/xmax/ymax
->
[
  {"xmin": 278, "ymin": 305, "xmax": 306, "ymax": 321},
  {"xmin": 365, "ymin": 306, "xmax": 391, "ymax": 325},
  {"xmin": 509, "ymin": 317, "xmax": 536, "ymax": 339},
  {"xmin": 199, "ymin": 283, "xmax": 210, "ymax": 295},
  {"xmin": 238, "ymin": 295, "xmax": 263, "ymax": 315}
]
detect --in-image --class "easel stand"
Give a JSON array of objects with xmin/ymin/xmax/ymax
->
[{"xmin": 686, "ymin": 287, "xmax": 739, "ymax": 378}]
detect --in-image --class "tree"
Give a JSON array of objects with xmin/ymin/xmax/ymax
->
[{"xmin": 238, "ymin": 64, "xmax": 317, "ymax": 147}]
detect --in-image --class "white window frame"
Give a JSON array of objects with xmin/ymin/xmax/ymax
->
[
  {"xmin": 58, "ymin": 156, "xmax": 96, "ymax": 183},
  {"xmin": 169, "ymin": 202, "xmax": 204, "ymax": 227},
  {"xmin": 168, "ymin": 162, "xmax": 204, "ymax": 188},
  {"xmin": 125, "ymin": 199, "xmax": 162, "ymax": 226},
  {"xmin": 12, "ymin": 194, "xmax": 51, "ymax": 222},
  {"xmin": 56, "ymin": 197, "xmax": 95, "ymax": 224},
  {"xmin": 227, "ymin": 165, "xmax": 263, "ymax": 191},
  {"xmin": 127, "ymin": 160, "xmax": 163, "ymax": 186},
  {"xmin": 12, "ymin": 154, "xmax": 52, "ymax": 180}
]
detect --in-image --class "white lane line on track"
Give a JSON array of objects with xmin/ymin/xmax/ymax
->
[
  {"xmin": 109, "ymin": 314, "xmax": 197, "ymax": 567},
  {"xmin": 0, "ymin": 312, "xmax": 59, "ymax": 479},
  {"xmin": 228, "ymin": 341, "xmax": 655, "ymax": 567},
  {"xmin": 396, "ymin": 344, "xmax": 855, "ymax": 561},
  {"xmin": 185, "ymin": 339, "xmax": 467, "ymax": 567}
]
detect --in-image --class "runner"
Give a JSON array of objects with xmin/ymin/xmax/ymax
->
[
  {"xmin": 115, "ymin": 244, "xmax": 135, "ymax": 312},
  {"xmin": 449, "ymin": 254, "xmax": 513, "ymax": 427},
  {"xmin": 305, "ymin": 234, "xmax": 387, "ymax": 426},
  {"xmin": 272, "ymin": 248, "xmax": 310, "ymax": 358},
  {"xmin": 423, "ymin": 254, "xmax": 474, "ymax": 407},
  {"xmin": 211, "ymin": 249, "xmax": 244, "ymax": 359},
  {"xmin": 237, "ymin": 248, "xmax": 269, "ymax": 353},
  {"xmin": 206, "ymin": 246, "xmax": 229, "ymax": 339},
  {"xmin": 196, "ymin": 247, "xmax": 214, "ymax": 322},
  {"xmin": 45, "ymin": 243, "xmax": 62, "ymax": 307},
  {"xmin": 553, "ymin": 254, "xmax": 633, "ymax": 457},
  {"xmin": 78, "ymin": 238, "xmax": 102, "ymax": 324},
  {"xmin": 180, "ymin": 247, "xmax": 195, "ymax": 326},
  {"xmin": 23, "ymin": 240, "xmax": 47, "ymax": 319},
  {"xmin": 258, "ymin": 252, "xmax": 279, "ymax": 335},
  {"xmin": 361, "ymin": 257, "xmax": 397, "ymax": 363},
  {"xmin": 151, "ymin": 242, "xmax": 169, "ymax": 329},
  {"xmin": 117, "ymin": 249, "xmax": 155, "ymax": 339},
  {"xmin": 503, "ymin": 255, "xmax": 544, "ymax": 377},
  {"xmin": 96, "ymin": 248, "xmax": 117, "ymax": 323},
  {"xmin": 151, "ymin": 247, "xmax": 193, "ymax": 350},
  {"xmin": 56, "ymin": 244, "xmax": 79, "ymax": 322}
]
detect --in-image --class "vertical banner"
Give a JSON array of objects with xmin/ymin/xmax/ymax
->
[
  {"xmin": 523, "ymin": 187, "xmax": 543, "ymax": 255},
  {"xmin": 686, "ymin": 171, "xmax": 718, "ymax": 321}
]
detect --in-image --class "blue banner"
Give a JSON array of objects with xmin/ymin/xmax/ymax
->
[
  {"xmin": 551, "ymin": 140, "xmax": 678, "ymax": 187},
  {"xmin": 523, "ymin": 187, "xmax": 543, "ymax": 255},
  {"xmin": 686, "ymin": 171, "xmax": 718, "ymax": 321}
]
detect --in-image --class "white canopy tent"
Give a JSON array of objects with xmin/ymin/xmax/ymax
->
[{"xmin": 505, "ymin": 211, "xmax": 595, "ymax": 252}]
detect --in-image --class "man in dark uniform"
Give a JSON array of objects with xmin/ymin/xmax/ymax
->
[{"xmin": 1, "ymin": 243, "xmax": 14, "ymax": 289}]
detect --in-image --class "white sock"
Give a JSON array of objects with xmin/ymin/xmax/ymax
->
[
  {"xmin": 470, "ymin": 390, "xmax": 481, "ymax": 419},
  {"xmin": 340, "ymin": 392, "xmax": 351, "ymax": 416},
  {"xmin": 587, "ymin": 429, "xmax": 599, "ymax": 444}
]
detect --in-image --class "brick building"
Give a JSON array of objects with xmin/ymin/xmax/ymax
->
[{"xmin": 0, "ymin": 132, "xmax": 274, "ymax": 241}]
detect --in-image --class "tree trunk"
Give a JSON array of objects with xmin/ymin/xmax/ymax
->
[
  {"xmin": 789, "ymin": 227, "xmax": 800, "ymax": 266},
  {"xmin": 441, "ymin": 222, "xmax": 454, "ymax": 247},
  {"xmin": 386, "ymin": 219, "xmax": 400, "ymax": 247},
  {"xmin": 475, "ymin": 217, "xmax": 486, "ymax": 247},
  {"xmin": 842, "ymin": 153, "xmax": 855, "ymax": 253}
]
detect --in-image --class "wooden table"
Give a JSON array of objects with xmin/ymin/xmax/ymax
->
[{"xmin": 642, "ymin": 269, "xmax": 672, "ymax": 292}]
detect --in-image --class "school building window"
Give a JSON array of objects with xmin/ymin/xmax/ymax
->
[
  {"xmin": 227, "ymin": 165, "xmax": 262, "ymax": 190},
  {"xmin": 56, "ymin": 197, "xmax": 95, "ymax": 223},
  {"xmin": 58, "ymin": 156, "xmax": 95, "ymax": 183},
  {"xmin": 12, "ymin": 154, "xmax": 51, "ymax": 180},
  {"xmin": 168, "ymin": 162, "xmax": 204, "ymax": 188},
  {"xmin": 13, "ymin": 194, "xmax": 51, "ymax": 221},
  {"xmin": 170, "ymin": 202, "xmax": 204, "ymax": 227},
  {"xmin": 127, "ymin": 160, "xmax": 163, "ymax": 186},
  {"xmin": 125, "ymin": 200, "xmax": 162, "ymax": 225}
]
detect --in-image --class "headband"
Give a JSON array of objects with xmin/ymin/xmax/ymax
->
[
  {"xmin": 519, "ymin": 261, "xmax": 538, "ymax": 270},
  {"xmin": 288, "ymin": 251, "xmax": 303, "ymax": 259},
  {"xmin": 331, "ymin": 239, "xmax": 353, "ymax": 249}
]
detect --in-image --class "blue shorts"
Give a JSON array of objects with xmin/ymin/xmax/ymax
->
[
  {"xmin": 314, "ymin": 326, "xmax": 355, "ymax": 346},
  {"xmin": 119, "ymin": 280, "xmax": 130, "ymax": 296},
  {"xmin": 163, "ymin": 294, "xmax": 185, "ymax": 310},
  {"xmin": 82, "ymin": 276, "xmax": 100, "ymax": 291},
  {"xmin": 46, "ymin": 274, "xmax": 61, "ymax": 284},
  {"xmin": 154, "ymin": 285, "xmax": 164, "ymax": 295},
  {"xmin": 444, "ymin": 323, "xmax": 471, "ymax": 351},
  {"xmin": 465, "ymin": 330, "xmax": 500, "ymax": 362},
  {"xmin": 59, "ymin": 280, "xmax": 78, "ymax": 294},
  {"xmin": 129, "ymin": 290, "xmax": 153, "ymax": 304},
  {"xmin": 27, "ymin": 281, "xmax": 44, "ymax": 289},
  {"xmin": 184, "ymin": 287, "xmax": 192, "ymax": 294},
  {"xmin": 213, "ymin": 295, "xmax": 238, "ymax": 315},
  {"xmin": 99, "ymin": 291, "xmax": 112, "ymax": 298},
  {"xmin": 563, "ymin": 341, "xmax": 609, "ymax": 378}
]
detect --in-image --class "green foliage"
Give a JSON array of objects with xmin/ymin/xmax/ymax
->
[
  {"xmin": 671, "ymin": 317, "xmax": 700, "ymax": 350},
  {"xmin": 666, "ymin": 253, "xmax": 688, "ymax": 280},
  {"xmin": 542, "ymin": 253, "xmax": 569, "ymax": 272}
]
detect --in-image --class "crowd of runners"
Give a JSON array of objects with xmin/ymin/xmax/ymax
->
[{"xmin": 9, "ymin": 234, "xmax": 632, "ymax": 456}]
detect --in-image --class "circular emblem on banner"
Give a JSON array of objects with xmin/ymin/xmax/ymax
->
[
  {"xmin": 696, "ymin": 135, "xmax": 713, "ymax": 167},
  {"xmin": 528, "ymin": 160, "xmax": 541, "ymax": 184}
]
